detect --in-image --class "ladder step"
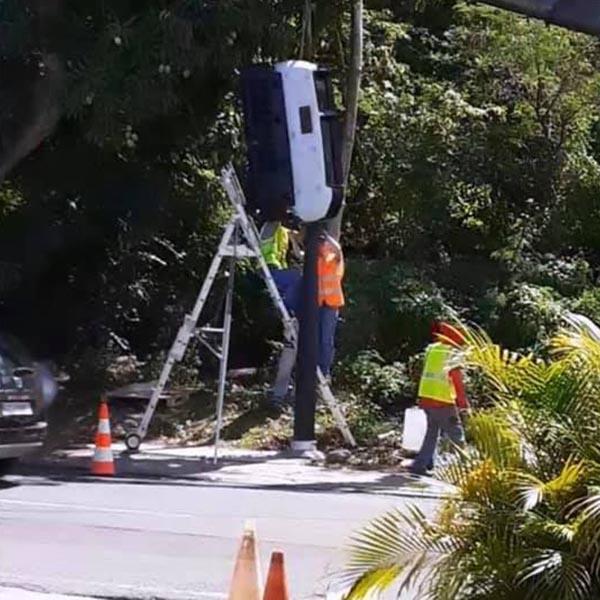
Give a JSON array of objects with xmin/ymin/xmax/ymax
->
[
  {"xmin": 199, "ymin": 327, "xmax": 225, "ymax": 334},
  {"xmin": 222, "ymin": 245, "xmax": 257, "ymax": 258}
]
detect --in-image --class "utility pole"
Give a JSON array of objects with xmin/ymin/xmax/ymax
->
[{"xmin": 292, "ymin": 221, "xmax": 322, "ymax": 453}]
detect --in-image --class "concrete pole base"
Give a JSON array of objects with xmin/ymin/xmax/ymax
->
[
  {"xmin": 291, "ymin": 440, "xmax": 317, "ymax": 452},
  {"xmin": 289, "ymin": 440, "xmax": 325, "ymax": 461}
]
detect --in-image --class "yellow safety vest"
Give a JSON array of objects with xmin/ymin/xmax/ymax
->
[
  {"xmin": 260, "ymin": 225, "xmax": 289, "ymax": 270},
  {"xmin": 418, "ymin": 343, "xmax": 456, "ymax": 404}
]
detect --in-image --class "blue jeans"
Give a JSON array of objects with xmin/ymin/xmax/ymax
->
[
  {"xmin": 271, "ymin": 268, "xmax": 302, "ymax": 314},
  {"xmin": 412, "ymin": 406, "xmax": 465, "ymax": 473},
  {"xmin": 319, "ymin": 306, "xmax": 339, "ymax": 377},
  {"xmin": 270, "ymin": 306, "xmax": 339, "ymax": 402}
]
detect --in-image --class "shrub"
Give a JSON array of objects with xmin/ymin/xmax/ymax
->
[
  {"xmin": 341, "ymin": 259, "xmax": 454, "ymax": 361},
  {"xmin": 495, "ymin": 283, "xmax": 566, "ymax": 349},
  {"xmin": 518, "ymin": 252, "xmax": 592, "ymax": 296},
  {"xmin": 332, "ymin": 393, "xmax": 387, "ymax": 447},
  {"xmin": 337, "ymin": 350, "xmax": 417, "ymax": 411},
  {"xmin": 572, "ymin": 288, "xmax": 600, "ymax": 327}
]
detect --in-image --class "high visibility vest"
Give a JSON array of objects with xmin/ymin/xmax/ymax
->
[
  {"xmin": 318, "ymin": 238, "xmax": 345, "ymax": 308},
  {"xmin": 418, "ymin": 342, "xmax": 457, "ymax": 404},
  {"xmin": 260, "ymin": 224, "xmax": 289, "ymax": 270}
]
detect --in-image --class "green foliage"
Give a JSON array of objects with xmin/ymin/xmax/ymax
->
[
  {"xmin": 572, "ymin": 290, "xmax": 600, "ymax": 327},
  {"xmin": 335, "ymin": 393, "xmax": 387, "ymax": 446},
  {"xmin": 343, "ymin": 319, "xmax": 600, "ymax": 599},
  {"xmin": 341, "ymin": 259, "xmax": 454, "ymax": 361},
  {"xmin": 337, "ymin": 350, "xmax": 417, "ymax": 409},
  {"xmin": 0, "ymin": 181, "xmax": 23, "ymax": 217},
  {"xmin": 517, "ymin": 254, "xmax": 592, "ymax": 297},
  {"xmin": 495, "ymin": 283, "xmax": 566, "ymax": 349},
  {"xmin": 342, "ymin": 4, "xmax": 600, "ymax": 361},
  {"xmin": 2, "ymin": 0, "xmax": 600, "ymax": 398},
  {"xmin": 349, "ymin": 4, "xmax": 600, "ymax": 259}
]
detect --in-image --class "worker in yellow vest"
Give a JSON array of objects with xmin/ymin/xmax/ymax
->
[
  {"xmin": 260, "ymin": 221, "xmax": 302, "ymax": 408},
  {"xmin": 260, "ymin": 222, "xmax": 290, "ymax": 270},
  {"xmin": 407, "ymin": 321, "xmax": 469, "ymax": 475},
  {"xmin": 259, "ymin": 222, "xmax": 302, "ymax": 313}
]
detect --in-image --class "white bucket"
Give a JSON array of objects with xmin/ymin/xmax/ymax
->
[{"xmin": 401, "ymin": 406, "xmax": 427, "ymax": 453}]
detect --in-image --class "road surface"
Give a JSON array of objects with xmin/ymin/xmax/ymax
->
[{"xmin": 0, "ymin": 468, "xmax": 439, "ymax": 599}]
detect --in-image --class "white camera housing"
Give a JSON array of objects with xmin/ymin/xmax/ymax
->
[
  {"xmin": 275, "ymin": 61, "xmax": 340, "ymax": 222},
  {"xmin": 241, "ymin": 60, "xmax": 343, "ymax": 224}
]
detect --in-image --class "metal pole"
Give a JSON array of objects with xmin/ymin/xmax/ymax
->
[
  {"xmin": 293, "ymin": 221, "xmax": 322, "ymax": 452},
  {"xmin": 213, "ymin": 226, "xmax": 238, "ymax": 463}
]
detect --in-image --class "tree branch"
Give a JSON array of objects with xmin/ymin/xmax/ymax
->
[
  {"xmin": 328, "ymin": 0, "xmax": 363, "ymax": 242},
  {"xmin": 0, "ymin": 0, "xmax": 64, "ymax": 183}
]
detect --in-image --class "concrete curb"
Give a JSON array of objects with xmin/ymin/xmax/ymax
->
[{"xmin": 22, "ymin": 444, "xmax": 452, "ymax": 500}]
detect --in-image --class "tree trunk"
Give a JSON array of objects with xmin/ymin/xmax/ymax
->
[
  {"xmin": 0, "ymin": 0, "xmax": 64, "ymax": 183},
  {"xmin": 0, "ymin": 54, "xmax": 64, "ymax": 182},
  {"xmin": 301, "ymin": 0, "xmax": 314, "ymax": 60},
  {"xmin": 328, "ymin": 0, "xmax": 363, "ymax": 242}
]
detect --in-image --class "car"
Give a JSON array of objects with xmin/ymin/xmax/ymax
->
[{"xmin": 0, "ymin": 334, "xmax": 58, "ymax": 476}]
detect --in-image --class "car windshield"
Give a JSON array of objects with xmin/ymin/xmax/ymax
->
[
  {"xmin": 0, "ymin": 352, "xmax": 17, "ymax": 377},
  {"xmin": 0, "ymin": 334, "xmax": 32, "ymax": 375}
]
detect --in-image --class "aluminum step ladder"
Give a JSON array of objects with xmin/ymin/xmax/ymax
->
[{"xmin": 124, "ymin": 165, "xmax": 356, "ymax": 460}]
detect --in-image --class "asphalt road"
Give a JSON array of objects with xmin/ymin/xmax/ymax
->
[{"xmin": 0, "ymin": 470, "xmax": 439, "ymax": 599}]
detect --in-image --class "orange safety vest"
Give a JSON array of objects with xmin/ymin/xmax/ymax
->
[{"xmin": 318, "ymin": 238, "xmax": 345, "ymax": 308}]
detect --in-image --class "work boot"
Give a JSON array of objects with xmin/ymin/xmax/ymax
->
[
  {"xmin": 401, "ymin": 458, "xmax": 434, "ymax": 476},
  {"xmin": 266, "ymin": 393, "xmax": 290, "ymax": 414}
]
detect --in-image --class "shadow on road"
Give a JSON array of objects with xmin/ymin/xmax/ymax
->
[
  {"xmin": 7, "ymin": 452, "xmax": 447, "ymax": 499},
  {"xmin": 0, "ymin": 479, "xmax": 20, "ymax": 490}
]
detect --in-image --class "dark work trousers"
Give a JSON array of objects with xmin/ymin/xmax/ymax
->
[
  {"xmin": 271, "ymin": 305, "xmax": 339, "ymax": 402},
  {"xmin": 318, "ymin": 306, "xmax": 339, "ymax": 378},
  {"xmin": 412, "ymin": 405, "xmax": 465, "ymax": 473}
]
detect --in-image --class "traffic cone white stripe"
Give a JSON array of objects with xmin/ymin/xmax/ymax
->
[
  {"xmin": 228, "ymin": 521, "xmax": 262, "ymax": 599},
  {"xmin": 91, "ymin": 399, "xmax": 116, "ymax": 476},
  {"xmin": 93, "ymin": 448, "xmax": 114, "ymax": 462}
]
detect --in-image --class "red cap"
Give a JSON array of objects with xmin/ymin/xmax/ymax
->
[{"xmin": 434, "ymin": 322, "xmax": 466, "ymax": 347}]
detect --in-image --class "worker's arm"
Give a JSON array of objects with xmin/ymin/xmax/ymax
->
[
  {"xmin": 289, "ymin": 231, "xmax": 305, "ymax": 260},
  {"xmin": 320, "ymin": 242, "xmax": 342, "ymax": 264},
  {"xmin": 449, "ymin": 368, "xmax": 469, "ymax": 410}
]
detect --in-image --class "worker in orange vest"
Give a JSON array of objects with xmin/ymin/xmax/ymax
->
[
  {"xmin": 267, "ymin": 231, "xmax": 344, "ymax": 409},
  {"xmin": 317, "ymin": 232, "xmax": 345, "ymax": 378}
]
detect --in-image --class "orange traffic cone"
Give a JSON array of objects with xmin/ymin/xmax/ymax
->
[
  {"xmin": 263, "ymin": 551, "xmax": 289, "ymax": 600},
  {"xmin": 91, "ymin": 399, "xmax": 115, "ymax": 476},
  {"xmin": 228, "ymin": 521, "xmax": 262, "ymax": 600}
]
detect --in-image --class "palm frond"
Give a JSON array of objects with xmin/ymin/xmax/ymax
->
[
  {"xmin": 569, "ymin": 492, "xmax": 600, "ymax": 551},
  {"xmin": 467, "ymin": 409, "xmax": 522, "ymax": 469},
  {"xmin": 551, "ymin": 314, "xmax": 600, "ymax": 388},
  {"xmin": 523, "ymin": 513, "xmax": 577, "ymax": 547},
  {"xmin": 446, "ymin": 320, "xmax": 551, "ymax": 407},
  {"xmin": 342, "ymin": 505, "xmax": 460, "ymax": 599},
  {"xmin": 343, "ymin": 565, "xmax": 401, "ymax": 600},
  {"xmin": 436, "ymin": 445, "xmax": 487, "ymax": 487},
  {"xmin": 517, "ymin": 550, "xmax": 592, "ymax": 600},
  {"xmin": 343, "ymin": 317, "xmax": 600, "ymax": 599},
  {"xmin": 514, "ymin": 459, "xmax": 586, "ymax": 511}
]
